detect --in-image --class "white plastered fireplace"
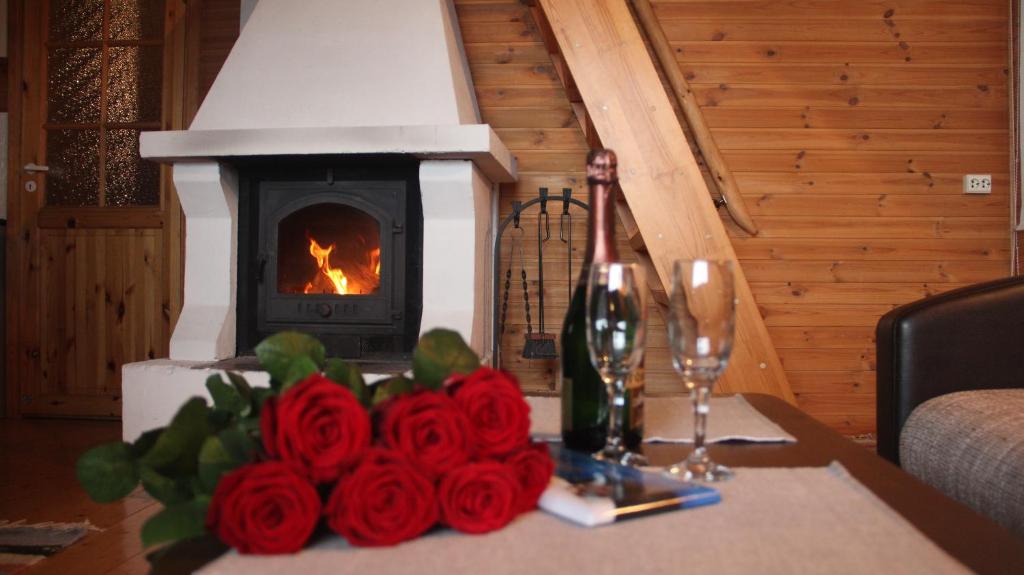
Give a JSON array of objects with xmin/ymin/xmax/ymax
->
[{"xmin": 121, "ymin": 0, "xmax": 516, "ymax": 441}]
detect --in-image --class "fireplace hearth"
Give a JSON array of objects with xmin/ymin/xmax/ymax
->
[{"xmin": 236, "ymin": 157, "xmax": 423, "ymax": 359}]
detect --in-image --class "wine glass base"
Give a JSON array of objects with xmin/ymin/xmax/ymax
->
[
  {"xmin": 594, "ymin": 448, "xmax": 649, "ymax": 468},
  {"xmin": 664, "ymin": 460, "xmax": 734, "ymax": 483}
]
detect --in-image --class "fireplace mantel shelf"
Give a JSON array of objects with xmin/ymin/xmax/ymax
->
[{"xmin": 140, "ymin": 124, "xmax": 517, "ymax": 183}]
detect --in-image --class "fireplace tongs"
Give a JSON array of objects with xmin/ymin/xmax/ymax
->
[{"xmin": 523, "ymin": 188, "xmax": 558, "ymax": 360}]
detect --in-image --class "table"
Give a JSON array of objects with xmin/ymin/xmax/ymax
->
[{"xmin": 153, "ymin": 394, "xmax": 1024, "ymax": 574}]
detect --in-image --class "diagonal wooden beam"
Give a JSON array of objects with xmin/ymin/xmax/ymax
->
[
  {"xmin": 629, "ymin": 0, "xmax": 758, "ymax": 236},
  {"xmin": 537, "ymin": 0, "xmax": 796, "ymax": 403}
]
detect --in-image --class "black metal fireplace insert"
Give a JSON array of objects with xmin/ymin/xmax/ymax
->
[{"xmin": 236, "ymin": 156, "xmax": 423, "ymax": 360}]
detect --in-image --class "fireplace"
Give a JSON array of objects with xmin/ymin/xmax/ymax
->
[
  {"xmin": 122, "ymin": 0, "xmax": 517, "ymax": 442},
  {"xmin": 235, "ymin": 157, "xmax": 423, "ymax": 359}
]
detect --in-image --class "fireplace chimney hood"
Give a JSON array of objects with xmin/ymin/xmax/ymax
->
[{"xmin": 141, "ymin": 0, "xmax": 515, "ymax": 182}]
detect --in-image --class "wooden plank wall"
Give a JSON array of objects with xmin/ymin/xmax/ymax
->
[
  {"xmin": 196, "ymin": 0, "xmax": 240, "ymax": 106},
  {"xmin": 455, "ymin": 0, "xmax": 1012, "ymax": 436}
]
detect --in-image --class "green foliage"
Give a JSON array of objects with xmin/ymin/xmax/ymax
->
[
  {"xmin": 206, "ymin": 374, "xmax": 249, "ymax": 417},
  {"xmin": 280, "ymin": 355, "xmax": 320, "ymax": 392},
  {"xmin": 76, "ymin": 442, "xmax": 140, "ymax": 503},
  {"xmin": 372, "ymin": 376, "xmax": 415, "ymax": 407},
  {"xmin": 140, "ymin": 398, "xmax": 212, "ymax": 477},
  {"xmin": 325, "ymin": 358, "xmax": 371, "ymax": 406},
  {"xmin": 78, "ymin": 328, "xmax": 484, "ymax": 553},
  {"xmin": 255, "ymin": 331, "xmax": 325, "ymax": 388},
  {"xmin": 130, "ymin": 428, "xmax": 164, "ymax": 459},
  {"xmin": 197, "ymin": 429, "xmax": 254, "ymax": 494},
  {"xmin": 139, "ymin": 466, "xmax": 193, "ymax": 505},
  {"xmin": 141, "ymin": 498, "xmax": 210, "ymax": 549},
  {"xmin": 412, "ymin": 328, "xmax": 480, "ymax": 389}
]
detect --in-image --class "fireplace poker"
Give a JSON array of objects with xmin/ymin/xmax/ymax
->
[
  {"xmin": 523, "ymin": 188, "xmax": 558, "ymax": 359},
  {"xmin": 560, "ymin": 187, "xmax": 573, "ymax": 303}
]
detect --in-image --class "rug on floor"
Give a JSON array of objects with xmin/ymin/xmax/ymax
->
[{"xmin": 0, "ymin": 520, "xmax": 94, "ymax": 575}]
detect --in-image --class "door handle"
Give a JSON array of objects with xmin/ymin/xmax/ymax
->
[{"xmin": 23, "ymin": 163, "xmax": 50, "ymax": 173}]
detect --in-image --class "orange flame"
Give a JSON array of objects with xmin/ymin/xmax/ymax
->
[
  {"xmin": 371, "ymin": 247, "xmax": 381, "ymax": 276},
  {"xmin": 302, "ymin": 236, "xmax": 381, "ymax": 295},
  {"xmin": 303, "ymin": 238, "xmax": 350, "ymax": 294}
]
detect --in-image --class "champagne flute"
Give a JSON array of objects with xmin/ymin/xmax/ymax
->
[
  {"xmin": 665, "ymin": 259, "xmax": 735, "ymax": 482},
  {"xmin": 585, "ymin": 262, "xmax": 648, "ymax": 467}
]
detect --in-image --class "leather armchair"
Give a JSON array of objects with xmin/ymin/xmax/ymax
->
[{"xmin": 875, "ymin": 275, "xmax": 1024, "ymax": 464}]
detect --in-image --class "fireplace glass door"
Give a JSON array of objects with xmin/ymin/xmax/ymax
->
[
  {"xmin": 236, "ymin": 160, "xmax": 423, "ymax": 360},
  {"xmin": 277, "ymin": 204, "xmax": 382, "ymax": 297}
]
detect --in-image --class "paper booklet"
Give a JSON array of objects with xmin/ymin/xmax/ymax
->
[{"xmin": 538, "ymin": 446, "xmax": 721, "ymax": 527}]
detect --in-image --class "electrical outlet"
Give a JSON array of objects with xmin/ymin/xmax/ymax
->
[{"xmin": 963, "ymin": 174, "xmax": 992, "ymax": 194}]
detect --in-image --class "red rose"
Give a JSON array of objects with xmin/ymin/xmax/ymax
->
[
  {"xmin": 447, "ymin": 368, "xmax": 531, "ymax": 458},
  {"xmin": 206, "ymin": 461, "xmax": 321, "ymax": 554},
  {"xmin": 377, "ymin": 390, "xmax": 473, "ymax": 478},
  {"xmin": 324, "ymin": 448, "xmax": 438, "ymax": 546},
  {"xmin": 261, "ymin": 374, "xmax": 371, "ymax": 483},
  {"xmin": 505, "ymin": 442, "xmax": 555, "ymax": 512},
  {"xmin": 438, "ymin": 461, "xmax": 522, "ymax": 534}
]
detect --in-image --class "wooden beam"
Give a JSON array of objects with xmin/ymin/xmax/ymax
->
[
  {"xmin": 537, "ymin": 0, "xmax": 795, "ymax": 403},
  {"xmin": 629, "ymin": 0, "xmax": 758, "ymax": 236}
]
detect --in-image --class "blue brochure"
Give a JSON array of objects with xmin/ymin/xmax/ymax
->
[{"xmin": 538, "ymin": 445, "xmax": 721, "ymax": 527}]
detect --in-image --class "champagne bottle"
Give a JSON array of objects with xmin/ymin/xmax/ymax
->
[{"xmin": 560, "ymin": 149, "xmax": 644, "ymax": 452}]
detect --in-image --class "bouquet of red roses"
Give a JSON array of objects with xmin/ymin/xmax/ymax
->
[{"xmin": 76, "ymin": 329, "xmax": 554, "ymax": 554}]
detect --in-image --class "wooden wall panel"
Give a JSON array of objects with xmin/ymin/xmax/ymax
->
[
  {"xmin": 196, "ymin": 0, "xmax": 240, "ymax": 106},
  {"xmin": 455, "ymin": 0, "xmax": 1012, "ymax": 436},
  {"xmin": 655, "ymin": 0, "xmax": 1012, "ymax": 435}
]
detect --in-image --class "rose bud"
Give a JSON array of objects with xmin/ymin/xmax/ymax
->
[
  {"xmin": 261, "ymin": 374, "xmax": 371, "ymax": 483},
  {"xmin": 438, "ymin": 461, "xmax": 522, "ymax": 534},
  {"xmin": 505, "ymin": 442, "xmax": 555, "ymax": 513},
  {"xmin": 206, "ymin": 461, "xmax": 321, "ymax": 554},
  {"xmin": 376, "ymin": 390, "xmax": 474, "ymax": 479},
  {"xmin": 448, "ymin": 367, "xmax": 531, "ymax": 458},
  {"xmin": 325, "ymin": 448, "xmax": 438, "ymax": 546}
]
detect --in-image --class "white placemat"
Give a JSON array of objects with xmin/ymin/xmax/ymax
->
[
  {"xmin": 526, "ymin": 394, "xmax": 796, "ymax": 443},
  {"xmin": 200, "ymin": 463, "xmax": 968, "ymax": 575}
]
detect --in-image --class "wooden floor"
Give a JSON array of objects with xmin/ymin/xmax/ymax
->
[{"xmin": 0, "ymin": 419, "xmax": 157, "ymax": 575}]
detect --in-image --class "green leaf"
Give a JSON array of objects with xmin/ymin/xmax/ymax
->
[
  {"xmin": 225, "ymin": 372, "xmax": 253, "ymax": 405},
  {"xmin": 325, "ymin": 358, "xmax": 370, "ymax": 406},
  {"xmin": 207, "ymin": 408, "xmax": 234, "ymax": 432},
  {"xmin": 141, "ymin": 499, "xmax": 209, "ymax": 549},
  {"xmin": 251, "ymin": 387, "xmax": 275, "ymax": 411},
  {"xmin": 237, "ymin": 415, "xmax": 262, "ymax": 435},
  {"xmin": 280, "ymin": 355, "xmax": 319, "ymax": 392},
  {"xmin": 205, "ymin": 374, "xmax": 248, "ymax": 417},
  {"xmin": 139, "ymin": 465, "xmax": 193, "ymax": 505},
  {"xmin": 371, "ymin": 376, "xmax": 415, "ymax": 407},
  {"xmin": 130, "ymin": 428, "xmax": 164, "ymax": 459},
  {"xmin": 412, "ymin": 328, "xmax": 480, "ymax": 389},
  {"xmin": 197, "ymin": 438, "xmax": 235, "ymax": 494},
  {"xmin": 197, "ymin": 428, "xmax": 254, "ymax": 493},
  {"xmin": 255, "ymin": 331, "xmax": 326, "ymax": 386},
  {"xmin": 140, "ymin": 397, "xmax": 212, "ymax": 477},
  {"xmin": 76, "ymin": 442, "xmax": 140, "ymax": 503},
  {"xmin": 218, "ymin": 427, "xmax": 256, "ymax": 463}
]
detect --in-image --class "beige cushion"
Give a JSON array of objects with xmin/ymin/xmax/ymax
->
[{"xmin": 900, "ymin": 389, "xmax": 1024, "ymax": 537}]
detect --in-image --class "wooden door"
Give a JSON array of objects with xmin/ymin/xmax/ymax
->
[{"xmin": 6, "ymin": 0, "xmax": 187, "ymax": 417}]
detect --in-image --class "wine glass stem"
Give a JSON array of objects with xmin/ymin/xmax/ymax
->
[
  {"xmin": 606, "ymin": 376, "xmax": 626, "ymax": 453},
  {"xmin": 692, "ymin": 384, "xmax": 711, "ymax": 456}
]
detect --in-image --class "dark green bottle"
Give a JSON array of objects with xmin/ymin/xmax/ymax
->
[{"xmin": 560, "ymin": 149, "xmax": 643, "ymax": 453}]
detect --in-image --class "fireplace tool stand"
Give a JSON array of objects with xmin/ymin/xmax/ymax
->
[{"xmin": 492, "ymin": 188, "xmax": 588, "ymax": 369}]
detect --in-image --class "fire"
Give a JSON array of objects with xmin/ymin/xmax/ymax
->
[{"xmin": 302, "ymin": 236, "xmax": 381, "ymax": 296}]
